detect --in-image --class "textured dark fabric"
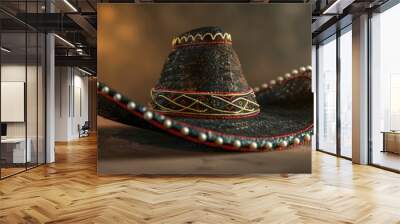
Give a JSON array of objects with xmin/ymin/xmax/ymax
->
[
  {"xmin": 257, "ymin": 77, "xmax": 312, "ymax": 108},
  {"xmin": 156, "ymin": 26, "xmax": 250, "ymax": 93},
  {"xmin": 97, "ymin": 76, "xmax": 312, "ymax": 138},
  {"xmin": 173, "ymin": 106, "xmax": 312, "ymax": 137}
]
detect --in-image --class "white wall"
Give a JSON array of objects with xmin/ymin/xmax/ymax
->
[
  {"xmin": 55, "ymin": 67, "xmax": 89, "ymax": 141},
  {"xmin": 1, "ymin": 64, "xmax": 38, "ymax": 138},
  {"xmin": 55, "ymin": 66, "xmax": 69, "ymax": 141},
  {"xmin": 72, "ymin": 73, "xmax": 89, "ymax": 138}
]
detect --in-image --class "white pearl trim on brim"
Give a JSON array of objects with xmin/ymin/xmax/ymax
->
[{"xmin": 97, "ymin": 66, "xmax": 313, "ymax": 151}]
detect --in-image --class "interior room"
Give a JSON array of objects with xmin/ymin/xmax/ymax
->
[
  {"xmin": 0, "ymin": 0, "xmax": 400, "ymax": 223},
  {"xmin": 0, "ymin": 22, "xmax": 46, "ymax": 178},
  {"xmin": 0, "ymin": 0, "xmax": 96, "ymax": 179}
]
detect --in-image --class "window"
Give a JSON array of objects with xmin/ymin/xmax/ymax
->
[
  {"xmin": 316, "ymin": 25, "xmax": 353, "ymax": 158},
  {"xmin": 339, "ymin": 27, "xmax": 352, "ymax": 158},
  {"xmin": 370, "ymin": 3, "xmax": 400, "ymax": 171},
  {"xmin": 317, "ymin": 35, "xmax": 337, "ymax": 154}
]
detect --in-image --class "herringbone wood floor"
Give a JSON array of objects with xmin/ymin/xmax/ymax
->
[{"xmin": 1, "ymin": 135, "xmax": 400, "ymax": 224}]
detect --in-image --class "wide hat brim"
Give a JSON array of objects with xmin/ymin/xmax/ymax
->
[{"xmin": 97, "ymin": 67, "xmax": 313, "ymax": 152}]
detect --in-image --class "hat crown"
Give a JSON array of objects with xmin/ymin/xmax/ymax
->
[
  {"xmin": 156, "ymin": 26, "xmax": 250, "ymax": 93},
  {"xmin": 151, "ymin": 27, "xmax": 259, "ymax": 118}
]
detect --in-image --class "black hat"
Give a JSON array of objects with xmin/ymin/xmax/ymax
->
[{"xmin": 98, "ymin": 26, "xmax": 313, "ymax": 152}]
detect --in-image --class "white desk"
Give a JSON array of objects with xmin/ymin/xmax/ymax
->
[{"xmin": 1, "ymin": 138, "xmax": 31, "ymax": 163}]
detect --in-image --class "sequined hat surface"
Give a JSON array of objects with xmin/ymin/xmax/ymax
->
[
  {"xmin": 98, "ymin": 26, "xmax": 313, "ymax": 152},
  {"xmin": 151, "ymin": 26, "xmax": 259, "ymax": 119}
]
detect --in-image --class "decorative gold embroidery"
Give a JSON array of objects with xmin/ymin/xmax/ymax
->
[
  {"xmin": 172, "ymin": 32, "xmax": 232, "ymax": 46},
  {"xmin": 150, "ymin": 88, "xmax": 260, "ymax": 117}
]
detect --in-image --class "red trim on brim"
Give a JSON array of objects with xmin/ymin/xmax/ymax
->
[
  {"xmin": 151, "ymin": 87, "xmax": 254, "ymax": 95},
  {"xmin": 174, "ymin": 40, "xmax": 231, "ymax": 49},
  {"xmin": 153, "ymin": 110, "xmax": 260, "ymax": 119}
]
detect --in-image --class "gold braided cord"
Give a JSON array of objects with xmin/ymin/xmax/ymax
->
[
  {"xmin": 172, "ymin": 32, "xmax": 232, "ymax": 46},
  {"xmin": 150, "ymin": 89, "xmax": 260, "ymax": 117},
  {"xmin": 157, "ymin": 94, "xmax": 257, "ymax": 113}
]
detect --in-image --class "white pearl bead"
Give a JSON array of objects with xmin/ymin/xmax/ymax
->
[
  {"xmin": 163, "ymin": 119, "xmax": 172, "ymax": 128},
  {"xmin": 304, "ymin": 134, "xmax": 311, "ymax": 142},
  {"xmin": 141, "ymin": 107, "xmax": 147, "ymax": 112},
  {"xmin": 269, "ymin": 80, "xmax": 276, "ymax": 85},
  {"xmin": 233, "ymin": 140, "xmax": 241, "ymax": 148},
  {"xmin": 181, "ymin": 127, "xmax": 190, "ymax": 135},
  {"xmin": 293, "ymin": 138, "xmax": 300, "ymax": 145},
  {"xmin": 97, "ymin": 82, "xmax": 100, "ymax": 88},
  {"xmin": 253, "ymin": 87, "xmax": 260, "ymax": 92},
  {"xmin": 215, "ymin": 137, "xmax": 224, "ymax": 145},
  {"xmin": 284, "ymin": 73, "xmax": 291, "ymax": 79},
  {"xmin": 261, "ymin": 83, "xmax": 269, "ymax": 89},
  {"xmin": 127, "ymin": 102, "xmax": 136, "ymax": 110},
  {"xmin": 113, "ymin": 93, "xmax": 122, "ymax": 101},
  {"xmin": 299, "ymin": 66, "xmax": 306, "ymax": 73},
  {"xmin": 159, "ymin": 115, "xmax": 165, "ymax": 120},
  {"xmin": 277, "ymin": 76, "xmax": 284, "ymax": 82},
  {"xmin": 265, "ymin": 142, "xmax": 273, "ymax": 149},
  {"xmin": 198, "ymin": 133, "xmax": 207, "ymax": 142},
  {"xmin": 291, "ymin": 69, "xmax": 299, "ymax": 75},
  {"xmin": 306, "ymin": 65, "xmax": 312, "ymax": 71},
  {"xmin": 280, "ymin": 140, "xmax": 288, "ymax": 147},
  {"xmin": 143, "ymin": 111, "xmax": 153, "ymax": 120},
  {"xmin": 101, "ymin": 86, "xmax": 109, "ymax": 93},
  {"xmin": 250, "ymin": 142, "xmax": 258, "ymax": 150}
]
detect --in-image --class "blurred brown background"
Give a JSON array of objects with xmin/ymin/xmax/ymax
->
[{"xmin": 98, "ymin": 4, "xmax": 311, "ymax": 103}]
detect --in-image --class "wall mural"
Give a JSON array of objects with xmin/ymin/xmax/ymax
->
[{"xmin": 97, "ymin": 4, "xmax": 313, "ymax": 174}]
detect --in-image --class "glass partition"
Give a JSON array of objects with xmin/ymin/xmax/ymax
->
[
  {"xmin": 1, "ymin": 31, "xmax": 28, "ymax": 177},
  {"xmin": 317, "ymin": 35, "xmax": 337, "ymax": 154},
  {"xmin": 0, "ymin": 2, "xmax": 46, "ymax": 179},
  {"xmin": 27, "ymin": 31, "xmax": 38, "ymax": 169}
]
